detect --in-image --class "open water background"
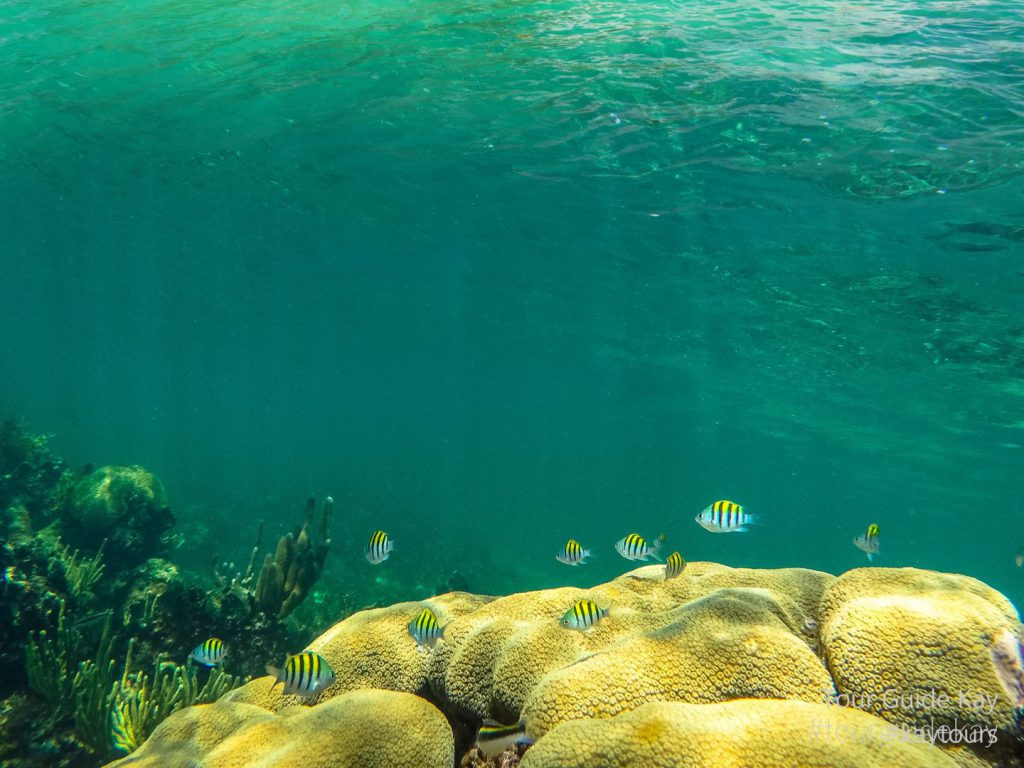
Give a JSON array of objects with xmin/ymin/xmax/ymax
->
[{"xmin": 1, "ymin": 0, "xmax": 1023, "ymax": 609}]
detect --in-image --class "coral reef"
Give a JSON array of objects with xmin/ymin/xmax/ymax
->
[
  {"xmin": 20, "ymin": 594, "xmax": 244, "ymax": 761},
  {"xmin": 6, "ymin": 419, "xmax": 1024, "ymax": 768},
  {"xmin": 62, "ymin": 465, "xmax": 174, "ymax": 569},
  {"xmin": 460, "ymin": 743, "xmax": 528, "ymax": 768},
  {"xmin": 0, "ymin": 419, "xmax": 67, "ymax": 525},
  {"xmin": 109, "ymin": 642, "xmax": 241, "ymax": 754},
  {"xmin": 224, "ymin": 591, "xmax": 494, "ymax": 711},
  {"xmin": 252, "ymin": 496, "xmax": 331, "ymax": 619},
  {"xmin": 108, "ymin": 561, "xmax": 1024, "ymax": 768},
  {"xmin": 433, "ymin": 562, "xmax": 830, "ymax": 726},
  {"xmin": 102, "ymin": 689, "xmax": 455, "ymax": 768},
  {"xmin": 820, "ymin": 567, "xmax": 1022, "ymax": 764},
  {"xmin": 0, "ymin": 420, "xmax": 325, "ymax": 768},
  {"xmin": 518, "ymin": 699, "xmax": 961, "ymax": 767}
]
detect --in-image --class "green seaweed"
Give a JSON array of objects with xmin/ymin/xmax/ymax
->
[
  {"xmin": 110, "ymin": 640, "xmax": 243, "ymax": 755},
  {"xmin": 62, "ymin": 539, "xmax": 106, "ymax": 600},
  {"xmin": 72, "ymin": 619, "xmax": 118, "ymax": 755},
  {"xmin": 23, "ymin": 596, "xmax": 243, "ymax": 759},
  {"xmin": 24, "ymin": 601, "xmax": 76, "ymax": 717}
]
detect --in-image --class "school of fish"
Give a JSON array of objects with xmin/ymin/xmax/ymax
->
[{"xmin": 179, "ymin": 497, "xmax": 1024, "ymax": 761}]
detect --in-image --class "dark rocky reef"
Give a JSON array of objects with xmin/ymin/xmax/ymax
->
[{"xmin": 0, "ymin": 419, "xmax": 348, "ymax": 767}]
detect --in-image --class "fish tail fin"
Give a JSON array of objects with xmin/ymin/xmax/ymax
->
[
  {"xmin": 516, "ymin": 718, "xmax": 535, "ymax": 747},
  {"xmin": 866, "ymin": 553, "xmax": 874, "ymax": 562},
  {"xmin": 745, "ymin": 514, "xmax": 759, "ymax": 525},
  {"xmin": 649, "ymin": 534, "xmax": 665, "ymax": 560},
  {"xmin": 265, "ymin": 665, "xmax": 282, "ymax": 687}
]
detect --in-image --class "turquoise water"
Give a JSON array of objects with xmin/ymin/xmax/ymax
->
[{"xmin": 1, "ymin": 0, "xmax": 1023, "ymax": 608}]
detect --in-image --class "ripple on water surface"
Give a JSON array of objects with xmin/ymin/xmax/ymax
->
[{"xmin": 0, "ymin": 0, "xmax": 1022, "ymax": 201}]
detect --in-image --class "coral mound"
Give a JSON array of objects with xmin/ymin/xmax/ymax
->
[
  {"xmin": 103, "ymin": 562, "xmax": 1023, "ymax": 768},
  {"xmin": 103, "ymin": 688, "xmax": 454, "ymax": 768},
  {"xmin": 518, "ymin": 699, "xmax": 960, "ymax": 768},
  {"xmin": 224, "ymin": 590, "xmax": 494, "ymax": 712},
  {"xmin": 520, "ymin": 586, "xmax": 835, "ymax": 735},
  {"xmin": 820, "ymin": 567, "xmax": 1021, "ymax": 735},
  {"xmin": 64, "ymin": 465, "xmax": 174, "ymax": 566}
]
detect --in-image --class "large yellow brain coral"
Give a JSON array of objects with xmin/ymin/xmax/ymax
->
[
  {"xmin": 519, "ymin": 699, "xmax": 961, "ymax": 768},
  {"xmin": 521, "ymin": 587, "xmax": 836, "ymax": 735},
  {"xmin": 103, "ymin": 689, "xmax": 454, "ymax": 768},
  {"xmin": 435, "ymin": 564, "xmax": 833, "ymax": 724},
  {"xmin": 106, "ymin": 562, "xmax": 1024, "ymax": 768},
  {"xmin": 820, "ymin": 567, "xmax": 1021, "ymax": 737},
  {"xmin": 225, "ymin": 591, "xmax": 492, "ymax": 712}
]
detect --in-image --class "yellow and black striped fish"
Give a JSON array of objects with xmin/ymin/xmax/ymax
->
[
  {"xmin": 695, "ymin": 500, "xmax": 755, "ymax": 533},
  {"xmin": 408, "ymin": 606, "xmax": 445, "ymax": 649},
  {"xmin": 189, "ymin": 637, "xmax": 226, "ymax": 666},
  {"xmin": 560, "ymin": 598, "xmax": 609, "ymax": 630},
  {"xmin": 555, "ymin": 539, "xmax": 591, "ymax": 566},
  {"xmin": 614, "ymin": 532, "xmax": 665, "ymax": 562},
  {"xmin": 476, "ymin": 720, "xmax": 534, "ymax": 757},
  {"xmin": 365, "ymin": 529, "xmax": 394, "ymax": 564},
  {"xmin": 853, "ymin": 523, "xmax": 880, "ymax": 561},
  {"xmin": 664, "ymin": 551, "xmax": 686, "ymax": 580},
  {"xmin": 266, "ymin": 651, "xmax": 336, "ymax": 697}
]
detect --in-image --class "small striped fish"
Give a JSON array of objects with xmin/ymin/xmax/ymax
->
[
  {"xmin": 614, "ymin": 532, "xmax": 664, "ymax": 562},
  {"xmin": 664, "ymin": 551, "xmax": 686, "ymax": 580},
  {"xmin": 476, "ymin": 720, "xmax": 534, "ymax": 757},
  {"xmin": 853, "ymin": 523, "xmax": 880, "ymax": 561},
  {"xmin": 555, "ymin": 539, "xmax": 591, "ymax": 566},
  {"xmin": 408, "ymin": 607, "xmax": 445, "ymax": 649},
  {"xmin": 189, "ymin": 637, "xmax": 226, "ymax": 666},
  {"xmin": 696, "ymin": 500, "xmax": 755, "ymax": 533},
  {"xmin": 266, "ymin": 651, "xmax": 336, "ymax": 697},
  {"xmin": 365, "ymin": 530, "xmax": 394, "ymax": 564},
  {"xmin": 560, "ymin": 598, "xmax": 609, "ymax": 630}
]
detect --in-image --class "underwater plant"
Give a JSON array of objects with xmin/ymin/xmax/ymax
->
[
  {"xmin": 61, "ymin": 541, "xmax": 106, "ymax": 601},
  {"xmin": 110, "ymin": 639, "xmax": 243, "ymax": 754},
  {"xmin": 24, "ymin": 598, "xmax": 245, "ymax": 758},
  {"xmin": 24, "ymin": 601, "xmax": 78, "ymax": 717},
  {"xmin": 24, "ymin": 601, "xmax": 118, "ymax": 754},
  {"xmin": 71, "ymin": 623, "xmax": 118, "ymax": 755}
]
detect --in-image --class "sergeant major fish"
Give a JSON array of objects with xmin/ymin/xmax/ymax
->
[
  {"xmin": 556, "ymin": 539, "xmax": 591, "ymax": 566},
  {"xmin": 266, "ymin": 651, "xmax": 335, "ymax": 697},
  {"xmin": 615, "ymin": 532, "xmax": 665, "ymax": 562},
  {"xmin": 189, "ymin": 637, "xmax": 226, "ymax": 667},
  {"xmin": 664, "ymin": 551, "xmax": 686, "ymax": 580},
  {"xmin": 560, "ymin": 598, "xmax": 609, "ymax": 630},
  {"xmin": 475, "ymin": 720, "xmax": 534, "ymax": 757},
  {"xmin": 366, "ymin": 530, "xmax": 394, "ymax": 565},
  {"xmin": 853, "ymin": 524, "xmax": 880, "ymax": 562},
  {"xmin": 695, "ymin": 500, "xmax": 755, "ymax": 533},
  {"xmin": 408, "ymin": 606, "xmax": 446, "ymax": 649}
]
